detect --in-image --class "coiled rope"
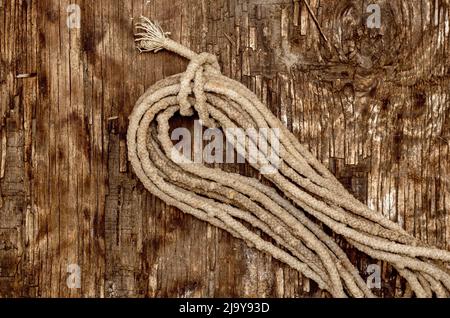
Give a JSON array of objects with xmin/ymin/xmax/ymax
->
[{"xmin": 128, "ymin": 17, "xmax": 450, "ymax": 298}]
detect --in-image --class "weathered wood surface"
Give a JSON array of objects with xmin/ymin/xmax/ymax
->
[{"xmin": 0, "ymin": 0, "xmax": 449, "ymax": 297}]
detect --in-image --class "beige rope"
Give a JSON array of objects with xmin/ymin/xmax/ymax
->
[{"xmin": 128, "ymin": 17, "xmax": 450, "ymax": 298}]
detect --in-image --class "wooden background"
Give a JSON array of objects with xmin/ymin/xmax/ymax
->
[{"xmin": 1, "ymin": 0, "xmax": 449, "ymax": 297}]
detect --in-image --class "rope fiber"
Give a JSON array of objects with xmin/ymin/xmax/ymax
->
[{"xmin": 128, "ymin": 17, "xmax": 450, "ymax": 298}]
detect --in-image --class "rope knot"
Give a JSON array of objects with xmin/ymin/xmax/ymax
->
[
  {"xmin": 178, "ymin": 52, "xmax": 221, "ymax": 128},
  {"xmin": 134, "ymin": 17, "xmax": 220, "ymax": 128}
]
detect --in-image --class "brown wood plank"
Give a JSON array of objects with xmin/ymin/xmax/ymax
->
[{"xmin": 0, "ymin": 0, "xmax": 449, "ymax": 297}]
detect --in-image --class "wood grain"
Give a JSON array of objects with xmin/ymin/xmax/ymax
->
[{"xmin": 0, "ymin": 0, "xmax": 449, "ymax": 297}]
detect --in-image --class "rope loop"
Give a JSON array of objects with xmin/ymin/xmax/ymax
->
[{"xmin": 131, "ymin": 17, "xmax": 450, "ymax": 298}]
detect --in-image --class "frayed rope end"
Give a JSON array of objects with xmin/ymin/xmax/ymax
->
[{"xmin": 134, "ymin": 16, "xmax": 171, "ymax": 53}]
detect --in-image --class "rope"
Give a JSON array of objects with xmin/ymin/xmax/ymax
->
[{"xmin": 128, "ymin": 17, "xmax": 450, "ymax": 298}]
